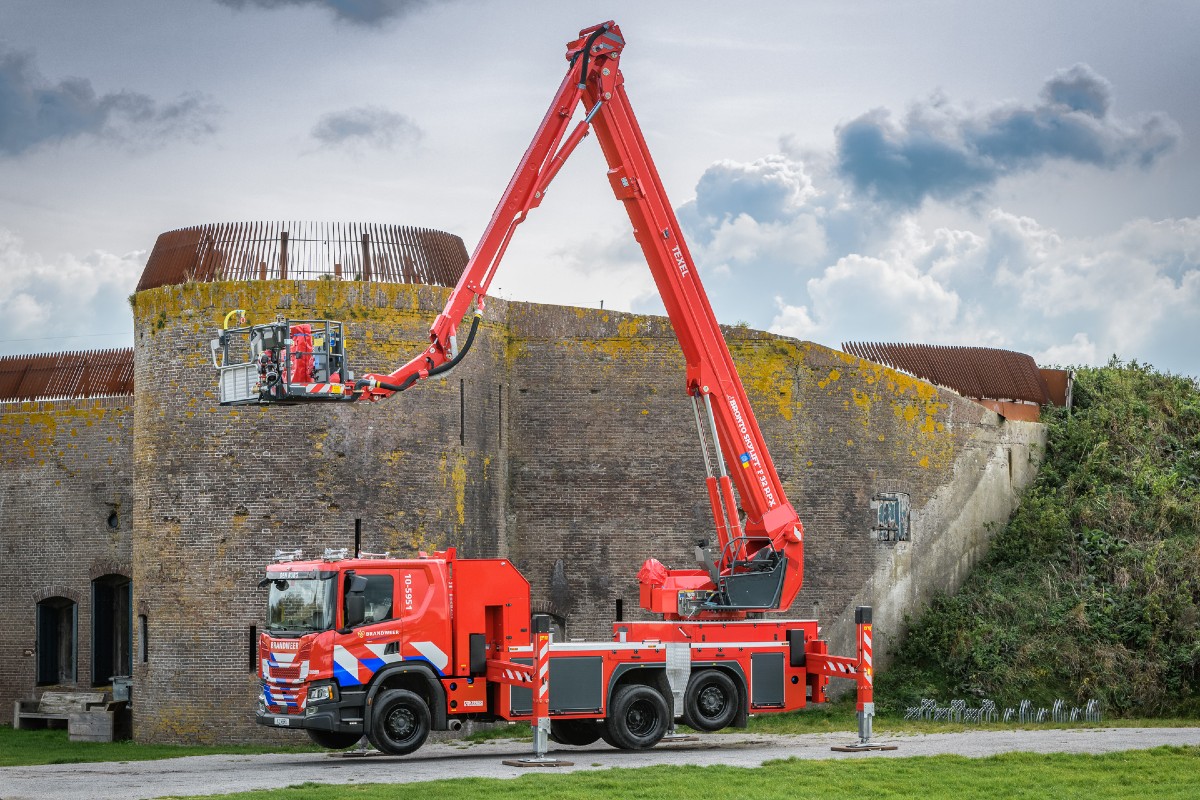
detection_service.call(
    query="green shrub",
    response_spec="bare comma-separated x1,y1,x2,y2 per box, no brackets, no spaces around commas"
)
878,360,1200,716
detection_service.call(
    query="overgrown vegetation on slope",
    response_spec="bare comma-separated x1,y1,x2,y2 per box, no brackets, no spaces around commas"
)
878,361,1200,716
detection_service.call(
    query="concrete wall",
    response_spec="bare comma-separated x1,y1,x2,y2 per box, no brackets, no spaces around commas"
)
0,277,1044,741
0,397,134,717
848,415,1045,677
790,349,1047,687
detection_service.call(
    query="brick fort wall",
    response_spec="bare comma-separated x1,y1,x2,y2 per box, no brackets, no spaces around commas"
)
0,278,1042,742
0,397,134,716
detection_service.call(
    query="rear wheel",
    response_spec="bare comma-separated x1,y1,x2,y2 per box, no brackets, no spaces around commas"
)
550,719,602,746
604,684,669,750
306,729,363,750
682,669,739,732
367,689,430,756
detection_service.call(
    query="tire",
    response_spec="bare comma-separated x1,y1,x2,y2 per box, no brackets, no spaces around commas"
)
367,689,431,756
598,723,620,748
604,684,669,750
549,719,602,746
682,669,739,732
306,729,364,750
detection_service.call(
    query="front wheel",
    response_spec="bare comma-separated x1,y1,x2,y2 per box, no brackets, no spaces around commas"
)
368,689,431,756
604,684,669,750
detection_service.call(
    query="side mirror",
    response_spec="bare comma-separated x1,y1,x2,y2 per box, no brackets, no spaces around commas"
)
343,573,368,628
345,594,366,628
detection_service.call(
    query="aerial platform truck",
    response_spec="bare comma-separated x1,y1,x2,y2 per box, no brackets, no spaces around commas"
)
215,21,877,756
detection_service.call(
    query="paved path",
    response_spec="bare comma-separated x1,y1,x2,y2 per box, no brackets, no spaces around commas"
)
3,728,1198,800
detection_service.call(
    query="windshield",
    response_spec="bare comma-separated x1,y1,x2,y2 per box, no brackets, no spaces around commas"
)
266,576,336,634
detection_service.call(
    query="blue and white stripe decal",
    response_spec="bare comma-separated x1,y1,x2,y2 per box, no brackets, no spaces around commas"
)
332,640,449,686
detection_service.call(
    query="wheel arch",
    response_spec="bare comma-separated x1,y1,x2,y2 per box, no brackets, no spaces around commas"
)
606,664,670,714
365,663,448,731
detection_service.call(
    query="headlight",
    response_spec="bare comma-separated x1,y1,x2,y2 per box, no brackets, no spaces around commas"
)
307,683,336,704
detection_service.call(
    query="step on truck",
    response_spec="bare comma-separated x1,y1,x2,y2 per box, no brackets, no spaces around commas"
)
230,21,877,755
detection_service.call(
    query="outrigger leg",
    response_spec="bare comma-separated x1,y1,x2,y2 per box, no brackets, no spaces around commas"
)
830,607,897,752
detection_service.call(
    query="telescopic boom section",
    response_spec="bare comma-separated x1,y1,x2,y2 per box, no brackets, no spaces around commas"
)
352,36,594,399
359,22,804,617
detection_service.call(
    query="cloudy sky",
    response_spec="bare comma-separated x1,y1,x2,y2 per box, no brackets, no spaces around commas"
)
1,1,1197,377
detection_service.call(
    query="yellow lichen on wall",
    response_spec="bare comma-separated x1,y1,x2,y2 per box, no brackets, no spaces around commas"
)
367,448,472,556
131,280,469,377
441,450,468,526
505,332,529,365
728,339,808,422
567,330,656,366
803,348,958,471
0,404,125,465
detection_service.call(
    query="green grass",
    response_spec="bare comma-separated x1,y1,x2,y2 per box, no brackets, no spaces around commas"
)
0,726,319,767
880,361,1200,716
463,722,534,742
743,699,858,733
160,747,1200,800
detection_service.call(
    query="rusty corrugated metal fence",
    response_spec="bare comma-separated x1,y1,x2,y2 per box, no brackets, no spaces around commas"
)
0,349,134,401
842,342,1052,405
136,222,469,292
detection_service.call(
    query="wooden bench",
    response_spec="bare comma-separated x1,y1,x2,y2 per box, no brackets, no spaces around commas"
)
12,691,107,730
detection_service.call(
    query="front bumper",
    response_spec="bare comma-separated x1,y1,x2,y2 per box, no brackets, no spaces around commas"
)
256,688,366,733
256,711,310,730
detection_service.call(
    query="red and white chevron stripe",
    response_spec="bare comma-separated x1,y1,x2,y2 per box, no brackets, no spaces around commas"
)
303,383,347,396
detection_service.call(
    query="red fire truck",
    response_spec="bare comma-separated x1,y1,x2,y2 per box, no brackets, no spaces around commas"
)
238,21,876,756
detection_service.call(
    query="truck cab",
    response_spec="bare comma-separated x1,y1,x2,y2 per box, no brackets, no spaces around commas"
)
257,548,532,752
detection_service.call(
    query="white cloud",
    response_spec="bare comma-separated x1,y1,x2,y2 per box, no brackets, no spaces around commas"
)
667,132,1199,375
0,228,141,354
992,213,1200,369
1037,333,1097,367
761,207,1200,372
771,250,963,346
903,222,988,286
668,151,883,325
702,213,826,278
693,155,819,225
770,297,818,340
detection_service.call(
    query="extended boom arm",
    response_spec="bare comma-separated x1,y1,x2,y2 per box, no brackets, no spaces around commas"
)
231,22,805,618
379,22,805,617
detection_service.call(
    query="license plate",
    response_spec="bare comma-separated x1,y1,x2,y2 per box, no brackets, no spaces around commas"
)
273,717,291,727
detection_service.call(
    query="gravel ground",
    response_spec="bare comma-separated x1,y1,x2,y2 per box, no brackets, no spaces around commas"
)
2,728,1198,800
